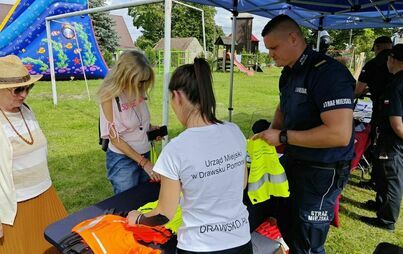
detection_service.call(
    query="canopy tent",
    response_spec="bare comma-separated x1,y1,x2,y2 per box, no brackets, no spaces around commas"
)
184,0,403,30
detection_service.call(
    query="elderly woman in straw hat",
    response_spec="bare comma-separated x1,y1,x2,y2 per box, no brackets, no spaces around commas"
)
0,55,67,254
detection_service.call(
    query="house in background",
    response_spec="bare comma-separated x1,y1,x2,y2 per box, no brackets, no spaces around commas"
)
110,14,136,54
154,37,203,64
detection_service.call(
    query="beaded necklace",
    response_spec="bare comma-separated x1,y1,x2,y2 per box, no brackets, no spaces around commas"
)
0,108,34,145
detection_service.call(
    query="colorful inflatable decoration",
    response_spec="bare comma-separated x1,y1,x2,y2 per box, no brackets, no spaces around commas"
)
0,0,108,80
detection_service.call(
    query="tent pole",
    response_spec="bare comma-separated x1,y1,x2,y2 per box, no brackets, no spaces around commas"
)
316,16,324,52
316,30,321,52
228,0,238,122
162,0,172,147
46,20,57,106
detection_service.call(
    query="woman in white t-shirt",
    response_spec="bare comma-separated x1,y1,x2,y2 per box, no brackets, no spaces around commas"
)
98,51,160,194
127,58,252,253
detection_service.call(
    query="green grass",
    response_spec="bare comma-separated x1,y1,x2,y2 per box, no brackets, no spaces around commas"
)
26,68,402,253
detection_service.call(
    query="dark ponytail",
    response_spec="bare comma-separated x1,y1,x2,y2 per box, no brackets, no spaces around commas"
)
169,58,222,124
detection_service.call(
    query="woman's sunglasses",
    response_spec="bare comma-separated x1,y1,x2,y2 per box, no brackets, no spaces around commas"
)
8,84,35,96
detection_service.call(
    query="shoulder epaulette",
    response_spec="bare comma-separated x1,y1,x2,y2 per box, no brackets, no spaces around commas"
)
314,59,327,67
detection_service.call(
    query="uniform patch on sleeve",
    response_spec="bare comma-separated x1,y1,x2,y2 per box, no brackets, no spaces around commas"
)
384,100,390,104
295,87,307,94
323,98,352,108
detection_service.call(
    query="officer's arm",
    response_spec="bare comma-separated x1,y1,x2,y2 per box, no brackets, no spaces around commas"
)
287,108,353,148
355,81,368,98
389,116,403,139
270,104,284,130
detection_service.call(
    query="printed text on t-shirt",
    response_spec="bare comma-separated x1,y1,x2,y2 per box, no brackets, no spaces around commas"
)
191,151,245,179
199,217,248,233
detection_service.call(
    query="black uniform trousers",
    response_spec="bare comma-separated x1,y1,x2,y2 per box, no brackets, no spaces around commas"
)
374,135,403,229
278,157,350,254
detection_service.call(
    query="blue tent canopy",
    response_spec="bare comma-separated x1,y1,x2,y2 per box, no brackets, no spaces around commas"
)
184,0,403,30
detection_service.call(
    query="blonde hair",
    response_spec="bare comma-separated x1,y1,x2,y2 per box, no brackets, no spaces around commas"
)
97,50,155,102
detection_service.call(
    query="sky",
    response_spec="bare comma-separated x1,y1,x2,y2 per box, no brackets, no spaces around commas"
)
0,0,269,52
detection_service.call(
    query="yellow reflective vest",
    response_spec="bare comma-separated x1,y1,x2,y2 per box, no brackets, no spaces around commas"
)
247,139,289,204
137,200,182,234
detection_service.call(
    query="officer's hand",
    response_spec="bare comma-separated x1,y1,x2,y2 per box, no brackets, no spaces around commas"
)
251,129,281,146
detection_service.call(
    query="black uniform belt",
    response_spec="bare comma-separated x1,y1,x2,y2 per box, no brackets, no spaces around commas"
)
295,159,351,169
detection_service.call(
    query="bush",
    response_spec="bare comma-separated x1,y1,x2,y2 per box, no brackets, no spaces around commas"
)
145,46,157,66
102,50,114,67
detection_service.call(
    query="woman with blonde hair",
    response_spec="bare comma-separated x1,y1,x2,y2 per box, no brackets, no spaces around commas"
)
98,50,160,194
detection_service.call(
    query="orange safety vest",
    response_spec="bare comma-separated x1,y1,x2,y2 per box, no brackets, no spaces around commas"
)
125,224,172,245
72,214,161,254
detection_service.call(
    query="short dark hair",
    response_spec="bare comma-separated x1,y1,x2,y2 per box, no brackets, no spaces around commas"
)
389,44,403,62
261,14,301,37
169,58,222,124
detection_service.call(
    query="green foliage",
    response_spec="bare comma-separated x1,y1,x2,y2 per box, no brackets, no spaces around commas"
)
129,3,220,51
89,0,119,53
302,28,398,59
241,50,271,67
328,28,399,55
258,52,271,66
102,50,114,67
145,46,157,66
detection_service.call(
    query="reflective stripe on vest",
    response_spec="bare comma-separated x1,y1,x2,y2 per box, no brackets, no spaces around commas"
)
247,139,289,204
248,172,287,191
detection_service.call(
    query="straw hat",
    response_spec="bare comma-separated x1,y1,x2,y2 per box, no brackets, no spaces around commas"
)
0,55,42,89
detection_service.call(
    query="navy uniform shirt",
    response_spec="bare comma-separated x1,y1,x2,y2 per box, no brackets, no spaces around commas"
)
280,47,355,163
358,49,392,123
379,70,403,142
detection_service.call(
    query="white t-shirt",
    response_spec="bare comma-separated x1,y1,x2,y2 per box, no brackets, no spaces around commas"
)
100,96,151,154
153,122,250,251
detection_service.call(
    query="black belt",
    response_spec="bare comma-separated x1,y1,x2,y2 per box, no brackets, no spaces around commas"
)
295,159,351,169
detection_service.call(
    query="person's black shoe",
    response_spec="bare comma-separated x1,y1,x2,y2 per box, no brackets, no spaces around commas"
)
357,180,375,190
362,200,379,211
359,216,395,232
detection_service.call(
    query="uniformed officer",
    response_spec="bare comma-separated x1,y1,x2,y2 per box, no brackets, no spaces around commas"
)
355,36,392,193
255,15,355,254
360,44,403,231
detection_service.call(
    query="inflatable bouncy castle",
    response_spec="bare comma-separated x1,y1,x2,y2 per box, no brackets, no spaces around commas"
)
0,0,108,80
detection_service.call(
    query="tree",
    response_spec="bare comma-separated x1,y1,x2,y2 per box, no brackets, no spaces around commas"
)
129,3,222,51
89,0,119,55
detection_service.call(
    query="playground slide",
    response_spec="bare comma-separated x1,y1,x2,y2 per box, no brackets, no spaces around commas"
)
233,55,254,76
0,0,108,80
